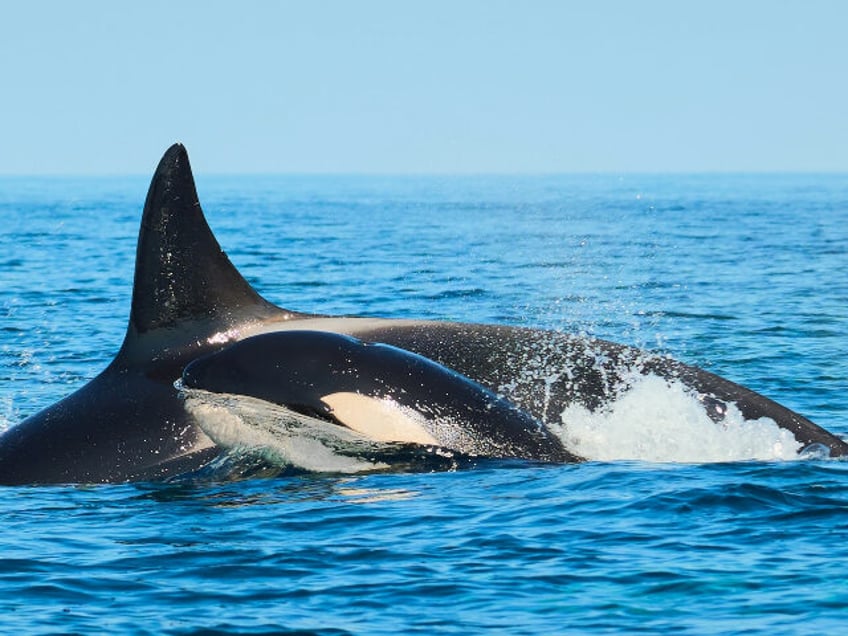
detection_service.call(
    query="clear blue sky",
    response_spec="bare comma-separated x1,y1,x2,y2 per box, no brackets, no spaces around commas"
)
2,1,846,174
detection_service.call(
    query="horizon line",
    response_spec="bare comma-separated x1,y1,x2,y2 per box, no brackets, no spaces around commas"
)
1,169,847,178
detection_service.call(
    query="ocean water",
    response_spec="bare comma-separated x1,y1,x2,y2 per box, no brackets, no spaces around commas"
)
1,172,847,633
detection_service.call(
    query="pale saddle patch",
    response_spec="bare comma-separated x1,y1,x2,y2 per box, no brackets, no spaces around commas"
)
321,392,439,445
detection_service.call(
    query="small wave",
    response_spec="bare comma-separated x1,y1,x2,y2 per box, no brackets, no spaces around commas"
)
554,374,802,463
421,287,489,301
649,310,738,321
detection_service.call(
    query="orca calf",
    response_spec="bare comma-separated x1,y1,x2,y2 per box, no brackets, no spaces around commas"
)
0,144,844,484
181,330,578,463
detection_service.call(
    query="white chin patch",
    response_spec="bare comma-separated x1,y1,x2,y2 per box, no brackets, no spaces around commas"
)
321,392,439,445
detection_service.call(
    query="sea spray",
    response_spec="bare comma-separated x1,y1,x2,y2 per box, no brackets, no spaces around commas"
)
555,373,802,462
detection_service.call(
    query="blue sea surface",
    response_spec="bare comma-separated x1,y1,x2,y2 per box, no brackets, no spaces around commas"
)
1,173,847,633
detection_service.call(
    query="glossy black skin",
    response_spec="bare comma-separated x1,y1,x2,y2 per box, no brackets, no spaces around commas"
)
0,144,844,484
183,331,579,463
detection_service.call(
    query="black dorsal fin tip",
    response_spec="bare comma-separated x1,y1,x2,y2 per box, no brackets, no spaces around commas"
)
127,143,281,338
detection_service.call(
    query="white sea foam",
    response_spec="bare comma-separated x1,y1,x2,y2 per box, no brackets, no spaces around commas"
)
553,374,803,462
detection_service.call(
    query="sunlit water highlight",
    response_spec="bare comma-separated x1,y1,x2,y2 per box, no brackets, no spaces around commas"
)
1,173,846,633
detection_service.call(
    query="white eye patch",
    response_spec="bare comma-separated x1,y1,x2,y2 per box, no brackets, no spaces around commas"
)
321,392,439,446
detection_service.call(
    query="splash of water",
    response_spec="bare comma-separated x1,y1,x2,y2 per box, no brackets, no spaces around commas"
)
554,374,802,462
0,396,17,434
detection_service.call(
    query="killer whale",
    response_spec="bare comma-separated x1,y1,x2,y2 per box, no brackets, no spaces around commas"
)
181,330,578,463
0,143,845,484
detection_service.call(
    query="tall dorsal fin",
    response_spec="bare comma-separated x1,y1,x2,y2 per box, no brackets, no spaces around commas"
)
119,144,292,361
129,143,278,333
